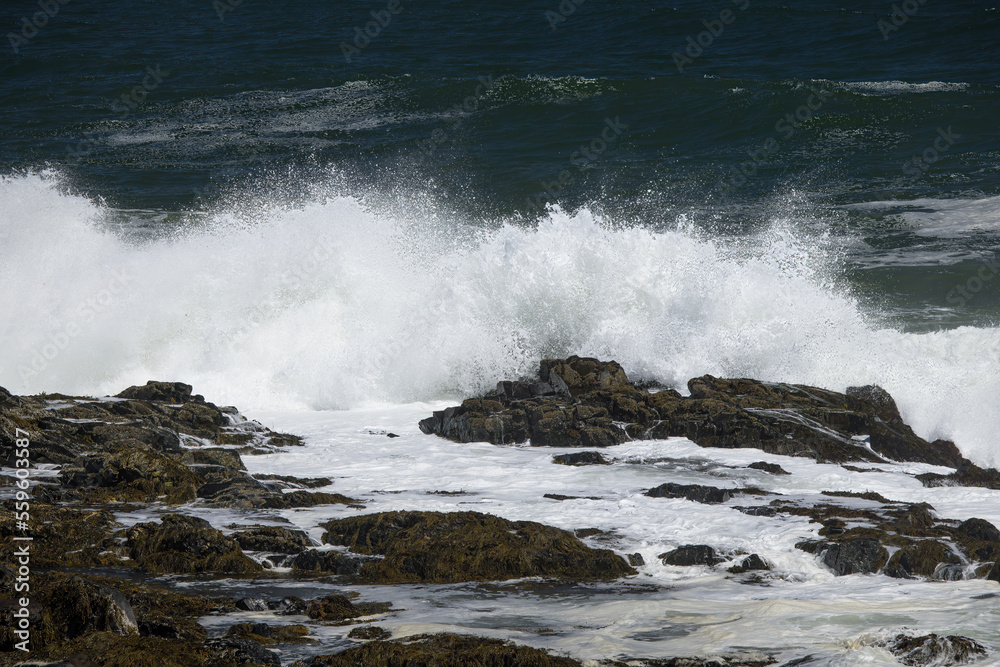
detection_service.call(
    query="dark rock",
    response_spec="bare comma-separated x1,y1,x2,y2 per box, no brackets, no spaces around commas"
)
290,550,370,575
881,633,988,666
347,625,392,641
543,493,603,501
179,447,246,470
236,598,270,612
231,526,312,554
734,506,778,517
420,358,962,469
574,528,603,538
645,482,732,504
298,632,582,666
115,381,198,403
748,461,791,475
798,538,888,576
884,540,961,579
253,474,333,488
50,576,138,638
125,514,262,575
918,458,1000,490
206,634,280,665
628,553,645,566
552,451,609,466
728,554,770,574
845,384,904,424
321,510,636,584
226,622,311,645
659,545,722,567
306,594,366,622
138,619,183,639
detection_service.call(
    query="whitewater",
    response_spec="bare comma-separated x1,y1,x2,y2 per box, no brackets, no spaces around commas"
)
2,171,998,467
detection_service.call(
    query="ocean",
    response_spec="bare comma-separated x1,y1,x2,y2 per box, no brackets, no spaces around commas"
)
2,1,1000,663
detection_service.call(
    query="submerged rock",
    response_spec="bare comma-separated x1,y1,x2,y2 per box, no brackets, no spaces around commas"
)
748,461,791,475
552,451,609,466
321,510,636,584
125,514,262,575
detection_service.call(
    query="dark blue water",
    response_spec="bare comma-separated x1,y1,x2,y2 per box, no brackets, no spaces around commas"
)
2,1,999,327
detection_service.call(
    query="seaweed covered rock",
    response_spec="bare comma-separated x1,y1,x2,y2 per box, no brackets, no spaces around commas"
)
206,634,281,665
0,501,123,569
879,633,989,666
125,514,262,575
321,510,635,584
884,540,961,579
49,576,138,639
226,622,312,645
290,549,371,575
295,632,582,666
231,526,312,553
418,358,968,468
59,448,199,504
0,381,301,467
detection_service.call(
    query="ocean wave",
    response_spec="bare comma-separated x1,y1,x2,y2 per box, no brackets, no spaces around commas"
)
1,171,999,466
842,80,971,95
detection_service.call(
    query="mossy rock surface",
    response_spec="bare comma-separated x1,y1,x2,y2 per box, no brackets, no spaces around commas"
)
296,632,582,666
0,500,123,569
125,514,262,575
322,510,635,584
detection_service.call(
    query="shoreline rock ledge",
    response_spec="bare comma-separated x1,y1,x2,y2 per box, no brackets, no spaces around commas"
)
419,356,984,471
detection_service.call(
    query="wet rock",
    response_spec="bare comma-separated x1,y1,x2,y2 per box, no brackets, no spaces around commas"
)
420,358,962,469
734,505,778,517
347,625,392,641
231,526,312,554
628,553,645,566
290,550,371,575
59,448,199,504
543,493,603,501
179,447,246,470
728,554,770,574
305,594,367,622
226,622,312,645
115,381,200,404
645,482,733,504
236,597,270,612
0,501,122,568
797,538,888,576
748,461,790,475
552,451,609,466
917,458,1000,490
322,510,636,584
881,633,988,666
125,514,262,575
296,632,582,666
206,634,280,665
659,545,722,567
884,540,961,579
253,474,333,488
50,576,138,638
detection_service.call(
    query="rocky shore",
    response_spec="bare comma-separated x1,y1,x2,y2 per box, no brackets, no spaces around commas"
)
1,361,997,666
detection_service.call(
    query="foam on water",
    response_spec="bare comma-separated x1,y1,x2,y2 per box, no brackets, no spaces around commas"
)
1,171,998,465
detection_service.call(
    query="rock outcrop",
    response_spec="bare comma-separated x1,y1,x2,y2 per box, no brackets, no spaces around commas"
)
419,357,968,468
321,510,636,584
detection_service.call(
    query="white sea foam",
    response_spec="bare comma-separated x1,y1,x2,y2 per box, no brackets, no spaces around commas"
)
1,171,998,466
843,80,971,95
848,195,1000,238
